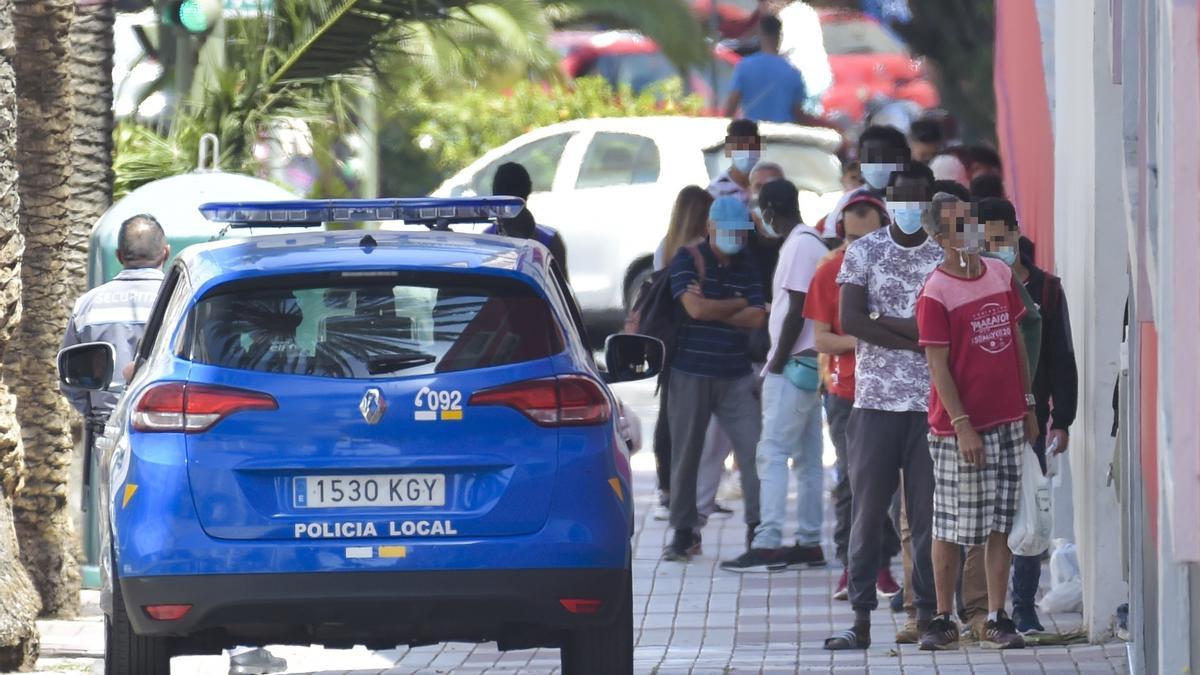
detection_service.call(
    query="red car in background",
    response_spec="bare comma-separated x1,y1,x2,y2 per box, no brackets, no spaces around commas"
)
556,7,938,125
817,9,938,122
557,31,740,113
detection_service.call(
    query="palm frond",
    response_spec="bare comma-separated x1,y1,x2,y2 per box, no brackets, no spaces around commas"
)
268,0,482,85
543,0,710,68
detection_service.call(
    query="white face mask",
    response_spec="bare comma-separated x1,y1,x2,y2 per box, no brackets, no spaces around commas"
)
731,150,761,174
753,206,778,237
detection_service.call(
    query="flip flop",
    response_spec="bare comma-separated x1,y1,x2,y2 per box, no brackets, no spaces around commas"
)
824,628,871,650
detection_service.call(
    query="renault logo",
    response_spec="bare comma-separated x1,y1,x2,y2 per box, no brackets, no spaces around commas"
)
359,388,386,425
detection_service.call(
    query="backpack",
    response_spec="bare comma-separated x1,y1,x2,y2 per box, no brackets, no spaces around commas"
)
1040,273,1062,320
624,246,705,367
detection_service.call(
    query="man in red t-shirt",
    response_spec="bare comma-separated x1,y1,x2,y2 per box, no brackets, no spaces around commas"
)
804,193,900,601
914,193,1040,651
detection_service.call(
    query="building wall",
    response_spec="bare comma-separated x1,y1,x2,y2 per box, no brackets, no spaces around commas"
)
1046,0,1200,669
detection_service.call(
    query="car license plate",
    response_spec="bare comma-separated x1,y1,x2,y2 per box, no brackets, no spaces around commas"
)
293,474,445,508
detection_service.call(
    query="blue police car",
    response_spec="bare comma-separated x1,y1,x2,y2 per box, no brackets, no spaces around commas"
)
58,198,662,675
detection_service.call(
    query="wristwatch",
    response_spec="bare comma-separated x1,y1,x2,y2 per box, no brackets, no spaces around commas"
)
1025,393,1036,409
869,311,881,321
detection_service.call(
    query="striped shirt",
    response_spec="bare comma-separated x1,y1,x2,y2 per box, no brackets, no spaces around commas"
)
669,242,765,378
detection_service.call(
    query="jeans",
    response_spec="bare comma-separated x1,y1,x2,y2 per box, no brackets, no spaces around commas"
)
1012,553,1043,611
751,374,824,550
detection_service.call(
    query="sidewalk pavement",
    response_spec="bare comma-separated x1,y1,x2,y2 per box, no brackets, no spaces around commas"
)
15,382,1130,674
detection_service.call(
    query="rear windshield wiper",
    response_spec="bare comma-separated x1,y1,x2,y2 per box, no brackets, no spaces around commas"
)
367,353,437,375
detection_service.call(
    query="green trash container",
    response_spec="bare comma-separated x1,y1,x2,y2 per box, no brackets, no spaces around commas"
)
80,170,300,588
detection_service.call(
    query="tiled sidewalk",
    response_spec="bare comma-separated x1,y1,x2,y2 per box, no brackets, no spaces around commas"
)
20,382,1130,674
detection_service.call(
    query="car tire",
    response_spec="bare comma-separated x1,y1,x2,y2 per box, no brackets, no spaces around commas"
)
560,569,633,675
624,263,653,315
105,550,173,675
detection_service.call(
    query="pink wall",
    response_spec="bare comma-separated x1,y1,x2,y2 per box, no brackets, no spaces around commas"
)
993,0,1056,271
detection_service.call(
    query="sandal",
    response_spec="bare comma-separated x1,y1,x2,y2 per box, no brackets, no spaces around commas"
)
824,626,871,650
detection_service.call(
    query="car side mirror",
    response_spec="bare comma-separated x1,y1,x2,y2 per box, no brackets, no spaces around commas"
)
603,333,664,384
57,342,117,392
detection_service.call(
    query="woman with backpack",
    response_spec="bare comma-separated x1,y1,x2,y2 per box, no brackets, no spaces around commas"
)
641,186,713,521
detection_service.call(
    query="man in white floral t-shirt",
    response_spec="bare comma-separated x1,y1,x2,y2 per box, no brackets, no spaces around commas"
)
824,162,943,651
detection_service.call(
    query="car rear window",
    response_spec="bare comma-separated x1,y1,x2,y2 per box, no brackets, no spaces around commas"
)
705,141,843,195
182,272,564,379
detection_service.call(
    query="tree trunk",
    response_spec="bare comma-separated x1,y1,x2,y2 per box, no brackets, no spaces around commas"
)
0,0,39,667
68,0,114,250
10,0,81,618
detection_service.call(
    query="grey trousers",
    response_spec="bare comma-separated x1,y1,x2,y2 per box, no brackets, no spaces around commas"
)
667,369,762,531
846,408,936,617
695,417,732,526
828,395,902,568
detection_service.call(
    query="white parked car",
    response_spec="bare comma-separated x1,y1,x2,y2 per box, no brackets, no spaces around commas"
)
431,117,844,325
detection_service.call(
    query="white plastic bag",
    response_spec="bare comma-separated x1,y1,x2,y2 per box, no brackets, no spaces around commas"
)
1039,540,1083,613
1008,444,1053,556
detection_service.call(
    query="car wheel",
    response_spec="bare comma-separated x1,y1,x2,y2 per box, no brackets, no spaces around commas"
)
624,263,653,315
560,569,633,675
105,550,173,675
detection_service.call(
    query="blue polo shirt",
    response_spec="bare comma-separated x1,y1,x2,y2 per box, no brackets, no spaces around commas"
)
730,52,807,123
669,242,765,378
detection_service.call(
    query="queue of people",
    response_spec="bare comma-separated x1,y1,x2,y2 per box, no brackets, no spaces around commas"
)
646,117,1078,652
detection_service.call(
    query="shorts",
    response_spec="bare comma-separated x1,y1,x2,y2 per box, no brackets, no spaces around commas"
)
929,421,1024,546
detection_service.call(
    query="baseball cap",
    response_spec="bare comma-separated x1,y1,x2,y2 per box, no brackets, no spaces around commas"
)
709,195,754,230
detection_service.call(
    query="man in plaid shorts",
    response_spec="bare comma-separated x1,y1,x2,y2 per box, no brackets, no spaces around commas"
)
915,193,1040,650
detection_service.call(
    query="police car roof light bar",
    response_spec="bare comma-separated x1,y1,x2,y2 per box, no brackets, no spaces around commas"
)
199,197,525,229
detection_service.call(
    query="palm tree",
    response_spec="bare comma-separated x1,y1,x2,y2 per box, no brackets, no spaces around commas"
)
114,0,710,195
9,0,82,618
68,0,116,254
0,0,40,667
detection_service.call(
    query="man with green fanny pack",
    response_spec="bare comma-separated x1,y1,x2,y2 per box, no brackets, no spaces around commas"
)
721,179,831,573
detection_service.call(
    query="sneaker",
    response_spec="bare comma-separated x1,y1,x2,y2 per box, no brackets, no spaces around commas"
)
832,568,849,600
876,567,900,597
720,548,783,573
980,611,1027,649
1013,606,1045,634
780,543,827,569
652,502,670,521
653,491,670,521
890,587,905,612
662,529,695,562
688,530,703,556
229,647,287,675
894,617,925,644
709,501,735,518
718,469,743,501
918,615,961,651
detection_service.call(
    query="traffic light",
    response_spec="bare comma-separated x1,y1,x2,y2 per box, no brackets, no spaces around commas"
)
162,0,222,35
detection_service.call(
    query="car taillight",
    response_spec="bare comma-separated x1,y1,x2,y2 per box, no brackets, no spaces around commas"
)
132,382,278,433
469,375,611,427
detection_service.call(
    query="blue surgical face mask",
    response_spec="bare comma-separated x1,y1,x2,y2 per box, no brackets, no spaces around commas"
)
861,162,898,190
714,231,744,255
995,247,1017,266
889,202,925,235
731,150,760,174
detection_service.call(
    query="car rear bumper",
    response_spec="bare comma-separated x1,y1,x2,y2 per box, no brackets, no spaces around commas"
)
121,567,628,652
